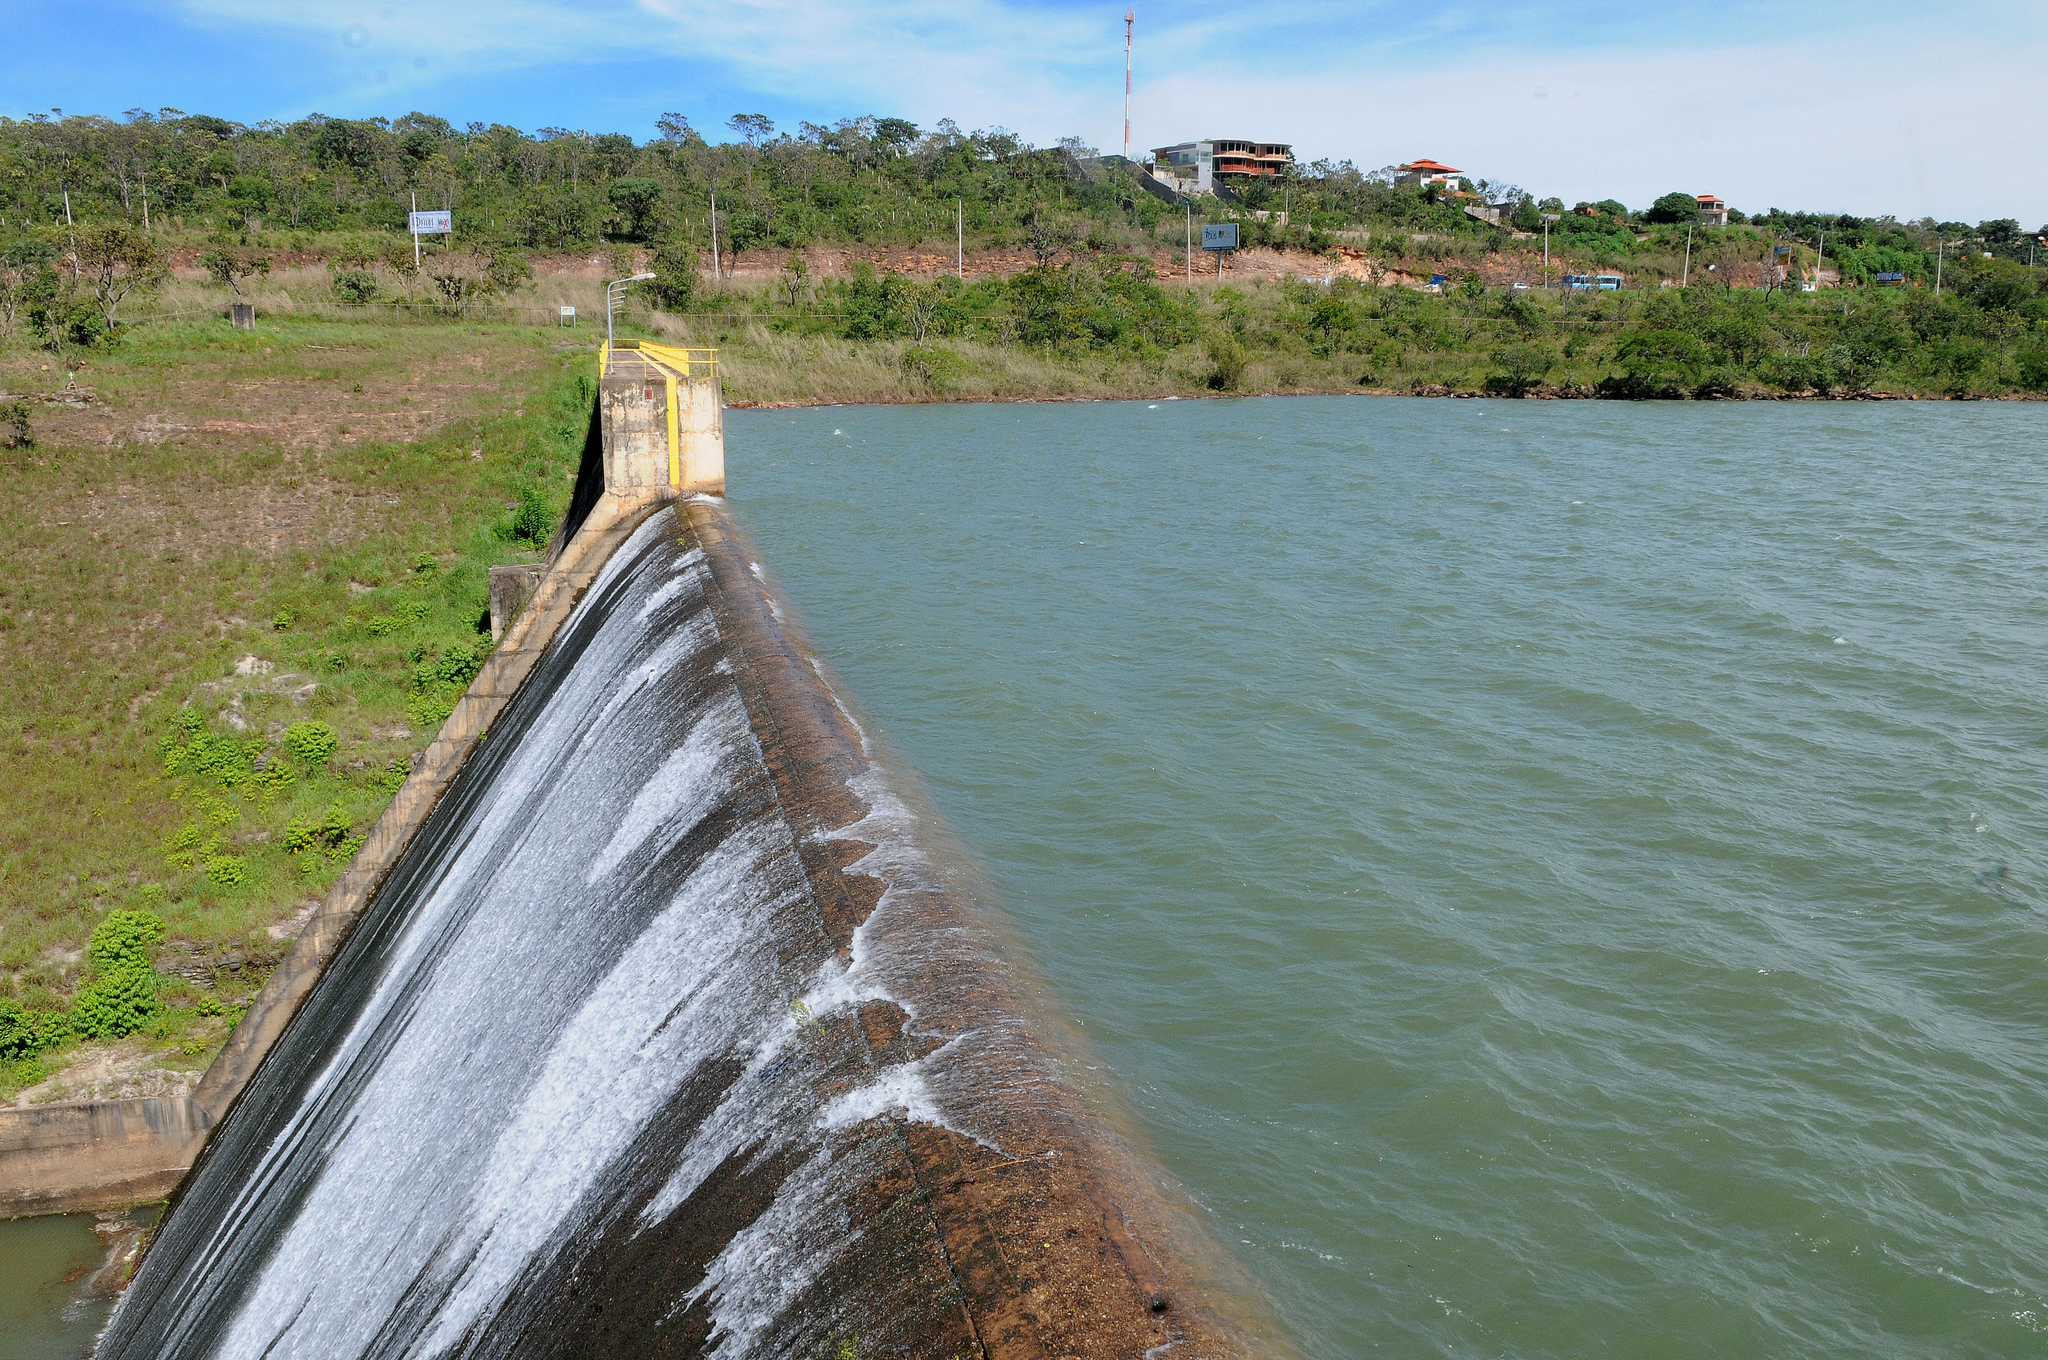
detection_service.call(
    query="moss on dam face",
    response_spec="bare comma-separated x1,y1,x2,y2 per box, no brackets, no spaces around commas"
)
99,501,1276,1358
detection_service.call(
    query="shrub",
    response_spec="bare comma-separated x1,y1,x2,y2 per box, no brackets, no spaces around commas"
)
161,720,263,787
90,909,166,974
248,753,296,793
1482,343,1553,397
900,343,964,391
283,720,340,767
203,854,248,887
509,487,552,547
1206,333,1247,390
2014,349,2048,392
483,250,532,294
284,803,364,872
331,269,378,304
0,397,30,449
69,962,158,1040
0,999,46,1059
70,909,167,1041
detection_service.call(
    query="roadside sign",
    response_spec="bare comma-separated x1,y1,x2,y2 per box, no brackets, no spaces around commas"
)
558,306,577,327
409,210,452,235
1875,271,1905,283
1201,223,1238,251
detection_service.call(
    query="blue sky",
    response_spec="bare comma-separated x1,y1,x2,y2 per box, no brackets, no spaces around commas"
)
7,0,2044,224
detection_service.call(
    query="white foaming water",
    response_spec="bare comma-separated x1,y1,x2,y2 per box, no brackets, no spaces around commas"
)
110,507,989,1359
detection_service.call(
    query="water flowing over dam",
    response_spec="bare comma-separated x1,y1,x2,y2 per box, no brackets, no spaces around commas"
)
98,492,1261,1359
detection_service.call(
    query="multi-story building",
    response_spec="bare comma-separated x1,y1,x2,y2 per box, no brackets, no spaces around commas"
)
1695,194,1729,227
1395,159,1464,192
1149,139,1293,194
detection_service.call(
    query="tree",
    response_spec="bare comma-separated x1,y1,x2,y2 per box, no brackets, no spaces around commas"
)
1483,343,1553,396
722,211,768,272
726,114,774,147
646,241,699,312
200,245,271,297
607,177,664,239
874,118,920,154
1647,191,1699,225
1022,205,1079,266
72,221,166,328
0,236,58,338
779,251,809,308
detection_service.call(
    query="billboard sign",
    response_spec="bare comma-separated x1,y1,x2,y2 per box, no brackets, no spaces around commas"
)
409,210,452,235
1201,223,1238,251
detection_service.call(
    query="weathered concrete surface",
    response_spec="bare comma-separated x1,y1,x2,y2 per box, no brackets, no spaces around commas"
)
600,343,724,495
487,564,541,642
0,1098,209,1218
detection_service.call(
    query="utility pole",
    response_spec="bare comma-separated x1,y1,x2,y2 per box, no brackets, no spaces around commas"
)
140,172,149,232
1815,230,1825,290
1935,235,1947,295
410,190,421,270
956,197,963,278
1682,222,1692,286
1123,9,1134,166
710,183,720,281
1185,200,1192,285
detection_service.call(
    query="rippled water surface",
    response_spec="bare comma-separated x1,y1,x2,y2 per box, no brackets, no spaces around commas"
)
725,397,2048,1358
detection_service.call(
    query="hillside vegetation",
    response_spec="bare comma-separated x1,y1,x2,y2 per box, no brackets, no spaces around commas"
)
0,318,590,1102
3,110,2047,400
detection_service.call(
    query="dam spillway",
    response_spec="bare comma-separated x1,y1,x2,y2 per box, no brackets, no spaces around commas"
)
99,494,1260,1358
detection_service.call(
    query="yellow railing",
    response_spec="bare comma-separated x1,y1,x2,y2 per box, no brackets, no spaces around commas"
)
635,342,717,379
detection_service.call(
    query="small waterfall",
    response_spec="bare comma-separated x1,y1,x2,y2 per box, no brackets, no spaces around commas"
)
103,504,1259,1360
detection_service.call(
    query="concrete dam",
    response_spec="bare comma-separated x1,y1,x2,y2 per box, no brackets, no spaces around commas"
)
63,344,1271,1358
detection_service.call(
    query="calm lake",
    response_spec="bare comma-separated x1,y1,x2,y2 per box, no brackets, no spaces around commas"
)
724,396,2048,1358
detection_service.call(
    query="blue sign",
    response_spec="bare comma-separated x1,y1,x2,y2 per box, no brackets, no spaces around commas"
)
1201,223,1239,250
1875,271,1905,282
1430,274,1447,286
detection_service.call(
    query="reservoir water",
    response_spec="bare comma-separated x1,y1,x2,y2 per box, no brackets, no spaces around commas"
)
723,396,2048,1358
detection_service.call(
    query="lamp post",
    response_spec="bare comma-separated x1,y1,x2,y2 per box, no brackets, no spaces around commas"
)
1934,237,1962,295
605,272,655,349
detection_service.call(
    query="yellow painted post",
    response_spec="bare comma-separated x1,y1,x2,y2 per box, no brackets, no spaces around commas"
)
664,373,681,490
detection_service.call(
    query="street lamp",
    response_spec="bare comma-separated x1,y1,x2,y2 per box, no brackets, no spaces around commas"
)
606,272,655,348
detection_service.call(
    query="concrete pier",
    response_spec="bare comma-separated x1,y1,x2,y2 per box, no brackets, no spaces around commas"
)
598,341,723,496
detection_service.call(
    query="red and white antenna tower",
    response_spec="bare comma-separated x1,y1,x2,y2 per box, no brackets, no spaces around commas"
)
1123,9,1135,164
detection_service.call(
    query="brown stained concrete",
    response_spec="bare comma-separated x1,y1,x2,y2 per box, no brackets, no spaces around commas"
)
0,484,675,1220
684,500,1284,1358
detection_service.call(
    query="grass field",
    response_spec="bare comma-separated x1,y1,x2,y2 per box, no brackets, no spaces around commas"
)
0,313,595,1100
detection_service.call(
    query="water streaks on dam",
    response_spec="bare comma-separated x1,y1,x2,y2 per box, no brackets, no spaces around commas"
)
101,497,1262,1359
